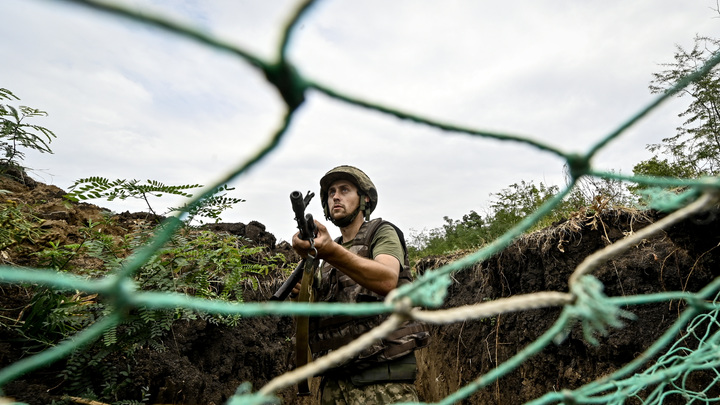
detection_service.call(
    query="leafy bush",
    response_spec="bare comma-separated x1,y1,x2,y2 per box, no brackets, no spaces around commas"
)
409,177,636,262
0,198,43,251
18,214,285,402
642,35,720,179
0,86,268,402
409,180,563,259
0,88,56,172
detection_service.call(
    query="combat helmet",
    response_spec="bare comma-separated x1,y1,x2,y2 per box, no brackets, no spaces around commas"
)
320,165,378,227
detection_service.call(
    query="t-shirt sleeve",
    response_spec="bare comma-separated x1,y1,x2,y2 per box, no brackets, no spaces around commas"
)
370,223,404,269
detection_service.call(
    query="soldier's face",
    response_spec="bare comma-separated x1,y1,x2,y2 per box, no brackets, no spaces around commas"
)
327,180,360,220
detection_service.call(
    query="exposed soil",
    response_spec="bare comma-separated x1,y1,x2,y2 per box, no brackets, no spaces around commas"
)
416,207,720,403
1,170,719,405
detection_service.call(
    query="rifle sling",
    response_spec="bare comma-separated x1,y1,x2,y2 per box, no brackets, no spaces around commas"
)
295,257,317,396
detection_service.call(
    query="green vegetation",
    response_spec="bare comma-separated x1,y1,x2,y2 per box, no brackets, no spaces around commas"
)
65,177,244,224
408,180,562,257
408,176,635,261
12,210,285,401
0,88,56,173
0,87,280,401
635,35,720,181
0,198,43,251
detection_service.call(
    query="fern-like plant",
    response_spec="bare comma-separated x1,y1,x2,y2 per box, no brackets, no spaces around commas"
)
65,177,201,219
0,198,43,251
0,88,56,172
17,199,281,403
65,177,243,224
168,183,245,224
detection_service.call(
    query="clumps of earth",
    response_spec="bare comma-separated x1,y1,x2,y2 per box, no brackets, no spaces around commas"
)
1,169,719,404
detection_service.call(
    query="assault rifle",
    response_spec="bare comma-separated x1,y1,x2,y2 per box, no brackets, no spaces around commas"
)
271,190,318,396
270,190,317,301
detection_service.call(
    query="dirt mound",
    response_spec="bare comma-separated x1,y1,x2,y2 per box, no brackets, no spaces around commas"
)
0,172,302,404
416,208,720,403
1,172,719,404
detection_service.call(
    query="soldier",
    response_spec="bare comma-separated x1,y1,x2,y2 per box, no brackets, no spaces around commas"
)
292,165,430,404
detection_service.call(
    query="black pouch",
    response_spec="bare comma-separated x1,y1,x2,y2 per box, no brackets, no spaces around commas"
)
349,353,417,386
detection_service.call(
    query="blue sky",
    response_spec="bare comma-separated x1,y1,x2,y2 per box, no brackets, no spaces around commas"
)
2,0,720,243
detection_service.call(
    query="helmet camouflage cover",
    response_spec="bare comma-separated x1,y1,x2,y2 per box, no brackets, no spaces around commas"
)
320,165,378,222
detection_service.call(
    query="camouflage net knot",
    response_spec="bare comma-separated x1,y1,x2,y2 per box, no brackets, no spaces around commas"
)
263,60,307,112
228,382,278,405
394,271,453,309
566,153,591,180
560,275,636,346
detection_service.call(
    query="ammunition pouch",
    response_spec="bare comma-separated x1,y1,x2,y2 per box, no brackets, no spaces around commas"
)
346,352,418,386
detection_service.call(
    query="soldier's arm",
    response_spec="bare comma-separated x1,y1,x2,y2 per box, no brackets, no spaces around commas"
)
293,221,400,296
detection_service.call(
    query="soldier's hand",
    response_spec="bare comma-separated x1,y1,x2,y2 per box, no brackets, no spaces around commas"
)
292,220,333,258
290,281,301,298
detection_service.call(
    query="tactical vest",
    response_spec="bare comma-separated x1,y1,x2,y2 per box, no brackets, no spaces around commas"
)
309,218,430,370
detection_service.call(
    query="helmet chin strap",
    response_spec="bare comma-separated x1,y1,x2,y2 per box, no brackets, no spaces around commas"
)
330,193,369,227
331,207,361,227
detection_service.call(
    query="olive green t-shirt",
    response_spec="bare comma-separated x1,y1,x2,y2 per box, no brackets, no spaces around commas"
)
341,223,404,269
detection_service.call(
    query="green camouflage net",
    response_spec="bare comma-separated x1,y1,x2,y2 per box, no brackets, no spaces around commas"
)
2,1,720,404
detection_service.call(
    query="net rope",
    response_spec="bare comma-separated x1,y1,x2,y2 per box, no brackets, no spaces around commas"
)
2,1,720,404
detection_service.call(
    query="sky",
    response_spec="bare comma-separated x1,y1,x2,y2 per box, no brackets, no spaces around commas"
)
2,0,720,244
